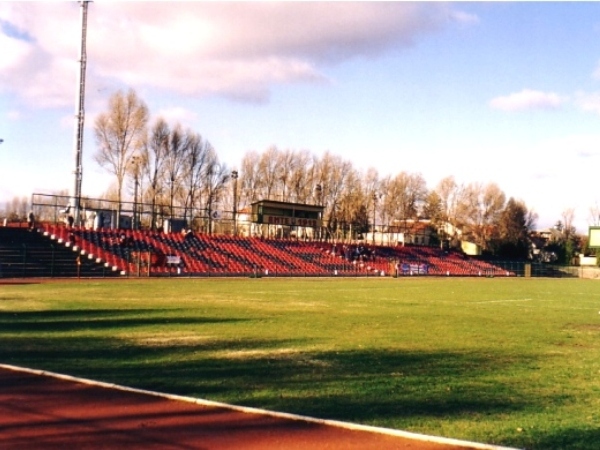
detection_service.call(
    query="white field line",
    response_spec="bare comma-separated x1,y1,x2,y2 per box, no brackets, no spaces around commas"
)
469,298,599,310
471,298,533,304
0,363,520,450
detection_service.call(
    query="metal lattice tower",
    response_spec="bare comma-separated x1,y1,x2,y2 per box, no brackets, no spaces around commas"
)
71,1,89,225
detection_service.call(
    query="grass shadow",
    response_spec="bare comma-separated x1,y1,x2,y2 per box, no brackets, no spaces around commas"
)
0,310,246,332
0,303,596,449
0,332,532,425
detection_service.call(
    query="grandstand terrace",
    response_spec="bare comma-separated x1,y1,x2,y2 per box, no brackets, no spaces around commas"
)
0,225,118,278
33,224,514,278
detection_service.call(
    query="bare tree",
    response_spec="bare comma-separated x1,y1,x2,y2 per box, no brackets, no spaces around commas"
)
477,182,506,249
239,150,263,207
561,208,576,240
422,190,443,223
276,148,299,202
377,174,394,233
456,182,505,250
125,151,145,229
311,153,327,207
400,172,427,220
94,89,149,222
435,176,463,242
337,168,368,240
258,146,281,201
498,198,535,258
182,130,211,223
317,152,353,235
4,196,29,222
289,149,313,204
162,124,188,218
142,118,169,230
382,172,426,239
204,151,229,234
588,202,600,226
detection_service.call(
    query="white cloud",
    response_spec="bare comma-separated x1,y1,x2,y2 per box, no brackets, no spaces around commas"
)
574,91,600,115
593,60,600,79
0,31,30,71
59,113,76,129
156,107,198,127
5,110,22,121
0,3,80,108
516,134,600,231
489,89,566,112
422,132,600,232
450,10,480,26
0,2,455,107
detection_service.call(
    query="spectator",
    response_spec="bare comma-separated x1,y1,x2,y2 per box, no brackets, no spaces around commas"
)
119,233,130,248
27,211,35,231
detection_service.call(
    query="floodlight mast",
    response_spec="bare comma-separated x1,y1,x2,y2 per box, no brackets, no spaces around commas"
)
71,0,89,226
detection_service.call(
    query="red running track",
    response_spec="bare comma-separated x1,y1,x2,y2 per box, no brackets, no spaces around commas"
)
0,365,518,450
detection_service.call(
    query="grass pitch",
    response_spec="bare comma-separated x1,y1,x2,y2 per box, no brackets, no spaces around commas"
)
1,277,599,449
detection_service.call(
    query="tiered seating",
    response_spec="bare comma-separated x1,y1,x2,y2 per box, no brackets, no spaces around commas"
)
42,225,122,273
39,225,513,277
380,246,515,277
1,225,119,278
256,239,341,275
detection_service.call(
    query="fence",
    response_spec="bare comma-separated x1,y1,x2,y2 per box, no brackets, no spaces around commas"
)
29,193,236,234
489,261,599,278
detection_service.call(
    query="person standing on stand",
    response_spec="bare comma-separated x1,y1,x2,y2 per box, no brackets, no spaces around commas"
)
27,211,35,231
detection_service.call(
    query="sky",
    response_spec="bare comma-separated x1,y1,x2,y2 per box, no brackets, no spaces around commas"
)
2,2,600,232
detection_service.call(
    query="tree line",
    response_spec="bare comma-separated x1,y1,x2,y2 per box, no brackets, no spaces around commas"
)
90,89,542,258
2,88,591,261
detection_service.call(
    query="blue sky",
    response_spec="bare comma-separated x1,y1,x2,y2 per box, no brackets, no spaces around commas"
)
2,2,600,232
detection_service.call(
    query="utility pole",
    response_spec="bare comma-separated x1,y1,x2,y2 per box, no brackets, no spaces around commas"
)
231,170,238,236
372,192,377,245
71,1,89,226
315,184,322,241
131,155,141,230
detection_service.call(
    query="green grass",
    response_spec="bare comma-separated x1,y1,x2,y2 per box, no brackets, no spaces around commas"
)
1,277,600,449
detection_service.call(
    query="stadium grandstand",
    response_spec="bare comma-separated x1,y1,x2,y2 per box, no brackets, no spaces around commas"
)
1,192,553,279
33,223,514,278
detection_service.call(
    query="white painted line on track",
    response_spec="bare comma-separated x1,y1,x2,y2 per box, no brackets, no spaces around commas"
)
0,363,520,450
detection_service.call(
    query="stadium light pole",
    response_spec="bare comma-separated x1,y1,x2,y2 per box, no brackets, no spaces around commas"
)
315,184,322,241
71,0,89,227
130,155,141,230
372,192,377,245
231,170,238,236
315,184,322,206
